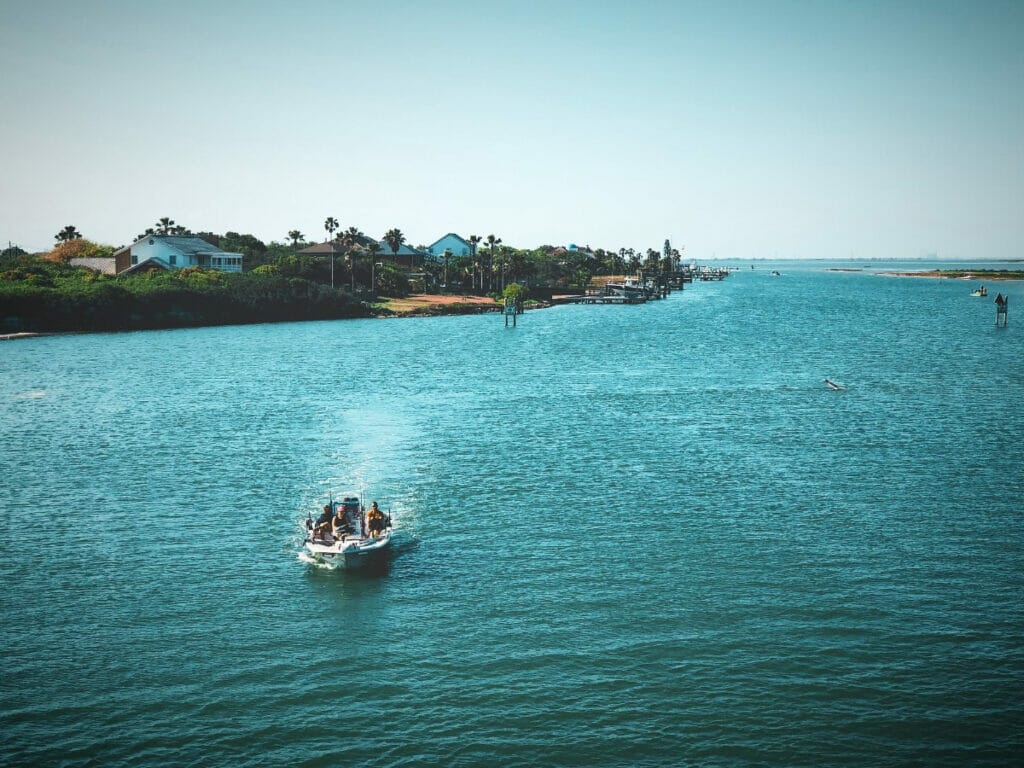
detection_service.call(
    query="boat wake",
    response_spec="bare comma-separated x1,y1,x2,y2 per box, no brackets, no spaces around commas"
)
298,550,341,569
14,389,47,400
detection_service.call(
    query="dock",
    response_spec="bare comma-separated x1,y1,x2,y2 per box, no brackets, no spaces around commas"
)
546,265,731,310
569,294,646,305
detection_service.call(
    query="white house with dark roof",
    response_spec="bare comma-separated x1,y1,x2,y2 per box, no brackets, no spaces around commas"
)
426,233,472,259
113,235,243,274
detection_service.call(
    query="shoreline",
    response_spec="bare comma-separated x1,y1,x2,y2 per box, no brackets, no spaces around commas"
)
372,294,501,317
878,269,1024,280
374,293,561,318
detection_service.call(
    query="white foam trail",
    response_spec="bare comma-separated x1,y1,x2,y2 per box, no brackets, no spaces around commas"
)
297,551,339,569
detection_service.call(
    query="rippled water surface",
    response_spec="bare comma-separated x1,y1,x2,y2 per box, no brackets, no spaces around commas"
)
2,264,1022,766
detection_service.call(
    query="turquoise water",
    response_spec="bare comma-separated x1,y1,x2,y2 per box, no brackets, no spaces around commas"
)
2,265,1022,767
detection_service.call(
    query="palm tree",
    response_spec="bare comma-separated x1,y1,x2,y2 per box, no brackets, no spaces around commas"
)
55,225,81,242
505,248,529,285
367,242,382,294
383,228,406,268
287,230,305,246
345,245,361,291
343,226,363,244
485,234,502,292
136,227,156,241
442,248,452,288
468,235,482,290
155,217,175,235
324,217,338,287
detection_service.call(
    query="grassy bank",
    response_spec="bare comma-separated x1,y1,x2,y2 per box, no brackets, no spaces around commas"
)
0,256,369,333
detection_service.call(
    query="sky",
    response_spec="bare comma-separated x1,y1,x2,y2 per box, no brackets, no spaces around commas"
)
1,0,1022,259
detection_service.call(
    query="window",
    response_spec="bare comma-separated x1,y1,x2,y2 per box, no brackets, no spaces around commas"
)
132,255,138,265
169,254,177,266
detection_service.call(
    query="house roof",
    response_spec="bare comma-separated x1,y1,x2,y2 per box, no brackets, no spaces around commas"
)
119,257,170,275
114,234,233,257
297,241,342,255
427,233,472,251
299,234,396,255
376,239,425,257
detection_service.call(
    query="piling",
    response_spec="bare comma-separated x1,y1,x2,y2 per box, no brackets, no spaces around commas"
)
503,297,520,327
995,294,1008,327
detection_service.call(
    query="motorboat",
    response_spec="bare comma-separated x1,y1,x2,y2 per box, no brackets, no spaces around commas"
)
970,287,987,297
604,280,648,301
303,496,393,567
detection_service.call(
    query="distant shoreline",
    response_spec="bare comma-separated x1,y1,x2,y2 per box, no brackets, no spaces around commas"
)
878,269,1024,280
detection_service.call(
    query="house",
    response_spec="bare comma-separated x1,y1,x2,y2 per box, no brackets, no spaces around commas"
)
112,235,243,274
301,237,430,269
375,239,430,267
426,233,473,259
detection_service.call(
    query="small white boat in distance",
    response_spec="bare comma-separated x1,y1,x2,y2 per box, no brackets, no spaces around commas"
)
303,496,393,567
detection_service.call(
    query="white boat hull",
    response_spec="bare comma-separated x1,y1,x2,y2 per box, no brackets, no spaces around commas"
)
303,495,393,568
304,530,393,568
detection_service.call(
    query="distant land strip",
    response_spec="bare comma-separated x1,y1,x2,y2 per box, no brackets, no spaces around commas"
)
879,269,1024,280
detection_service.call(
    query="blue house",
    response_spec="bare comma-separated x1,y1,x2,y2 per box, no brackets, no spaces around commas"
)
426,233,473,259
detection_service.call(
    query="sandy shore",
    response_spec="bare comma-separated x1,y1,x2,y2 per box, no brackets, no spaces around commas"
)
373,294,501,317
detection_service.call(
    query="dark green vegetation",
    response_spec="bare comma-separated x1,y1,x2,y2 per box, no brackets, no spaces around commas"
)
438,240,682,294
2,220,690,333
151,222,683,295
0,255,369,333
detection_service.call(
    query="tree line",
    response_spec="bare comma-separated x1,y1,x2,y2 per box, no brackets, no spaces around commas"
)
11,217,688,301
0,252,368,333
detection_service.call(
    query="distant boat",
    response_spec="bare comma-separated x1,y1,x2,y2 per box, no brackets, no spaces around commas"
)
970,286,987,297
824,378,846,391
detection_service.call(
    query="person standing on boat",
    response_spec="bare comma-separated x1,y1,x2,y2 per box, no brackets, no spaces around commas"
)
366,502,385,538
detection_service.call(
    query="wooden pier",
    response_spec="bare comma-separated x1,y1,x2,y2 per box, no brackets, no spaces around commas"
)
573,294,646,305
553,265,730,309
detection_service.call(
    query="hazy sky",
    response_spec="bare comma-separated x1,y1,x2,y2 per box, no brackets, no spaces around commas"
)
2,0,1022,258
